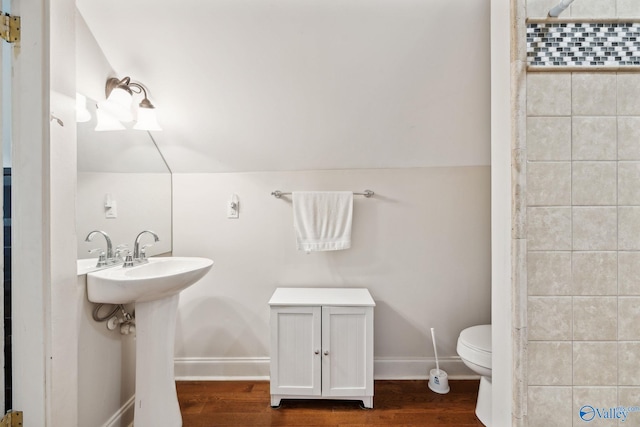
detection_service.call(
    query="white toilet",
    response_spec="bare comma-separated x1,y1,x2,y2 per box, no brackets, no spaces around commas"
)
457,324,492,426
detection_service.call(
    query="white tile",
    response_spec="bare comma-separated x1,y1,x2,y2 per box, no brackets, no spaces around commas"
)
573,387,617,426
619,207,640,250
528,251,572,296
573,342,617,386
528,386,573,427
618,118,640,160
618,297,640,340
572,117,617,160
528,117,571,161
572,162,616,206
527,0,564,18
573,74,617,116
618,74,640,116
618,0,640,17
528,207,572,250
573,207,617,251
619,252,640,295
570,0,616,18
573,297,617,340
528,162,571,206
619,342,640,385
528,341,572,385
619,162,640,205
572,252,617,295
528,296,573,340
528,73,572,116
619,387,640,413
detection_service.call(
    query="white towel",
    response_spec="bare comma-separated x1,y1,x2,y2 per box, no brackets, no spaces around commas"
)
292,191,353,252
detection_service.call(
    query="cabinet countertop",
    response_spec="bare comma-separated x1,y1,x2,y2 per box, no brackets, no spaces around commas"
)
269,287,375,307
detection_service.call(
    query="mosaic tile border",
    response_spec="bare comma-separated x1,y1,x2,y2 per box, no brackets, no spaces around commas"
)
527,22,640,67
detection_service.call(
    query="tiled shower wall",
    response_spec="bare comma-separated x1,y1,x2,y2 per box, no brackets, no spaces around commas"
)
523,2,640,427
526,72,640,426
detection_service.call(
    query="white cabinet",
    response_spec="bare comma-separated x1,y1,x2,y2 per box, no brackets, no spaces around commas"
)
269,288,375,408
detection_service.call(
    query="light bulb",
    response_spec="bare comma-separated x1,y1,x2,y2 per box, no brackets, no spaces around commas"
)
98,87,133,122
95,107,126,131
134,107,162,131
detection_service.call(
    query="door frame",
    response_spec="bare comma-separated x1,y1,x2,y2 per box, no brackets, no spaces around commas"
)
10,0,78,425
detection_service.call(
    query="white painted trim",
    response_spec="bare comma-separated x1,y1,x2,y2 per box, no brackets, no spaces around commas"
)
0,3,7,414
174,357,477,381
373,357,477,380
102,395,135,427
490,0,514,426
10,0,50,425
174,357,271,380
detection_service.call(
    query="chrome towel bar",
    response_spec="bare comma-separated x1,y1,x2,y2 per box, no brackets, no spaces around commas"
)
271,190,374,199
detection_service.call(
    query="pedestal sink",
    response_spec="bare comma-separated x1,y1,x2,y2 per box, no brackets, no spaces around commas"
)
87,257,213,427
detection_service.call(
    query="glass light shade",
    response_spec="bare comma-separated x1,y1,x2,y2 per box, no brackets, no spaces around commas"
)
75,93,91,123
95,108,126,131
133,107,162,131
99,87,133,122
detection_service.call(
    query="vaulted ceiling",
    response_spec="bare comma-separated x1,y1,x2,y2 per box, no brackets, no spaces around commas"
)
76,0,490,173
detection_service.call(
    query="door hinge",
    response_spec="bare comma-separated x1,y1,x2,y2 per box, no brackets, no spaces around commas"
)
0,411,23,427
1,12,20,44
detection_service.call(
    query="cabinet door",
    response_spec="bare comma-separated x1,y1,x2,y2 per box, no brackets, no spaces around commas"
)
321,306,374,397
270,306,321,396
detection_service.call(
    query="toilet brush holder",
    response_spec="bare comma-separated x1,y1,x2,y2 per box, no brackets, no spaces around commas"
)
428,368,450,394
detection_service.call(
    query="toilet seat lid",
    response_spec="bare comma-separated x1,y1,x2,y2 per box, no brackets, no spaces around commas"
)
459,324,491,353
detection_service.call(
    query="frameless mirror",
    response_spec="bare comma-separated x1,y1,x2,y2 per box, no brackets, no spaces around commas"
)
76,100,172,262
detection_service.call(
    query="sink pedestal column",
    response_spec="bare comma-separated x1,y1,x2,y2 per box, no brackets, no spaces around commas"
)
134,293,182,427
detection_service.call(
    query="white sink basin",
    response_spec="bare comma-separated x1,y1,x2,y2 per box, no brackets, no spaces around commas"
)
87,256,213,426
77,258,101,275
87,257,213,304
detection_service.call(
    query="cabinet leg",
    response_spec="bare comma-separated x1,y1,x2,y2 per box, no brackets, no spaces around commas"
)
271,395,282,408
361,397,373,409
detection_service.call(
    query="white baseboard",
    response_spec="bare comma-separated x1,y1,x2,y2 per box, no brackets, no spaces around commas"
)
175,357,271,380
102,394,134,427
373,356,478,380
174,356,478,381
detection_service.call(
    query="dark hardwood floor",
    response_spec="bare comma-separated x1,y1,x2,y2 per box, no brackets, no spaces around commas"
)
177,380,484,426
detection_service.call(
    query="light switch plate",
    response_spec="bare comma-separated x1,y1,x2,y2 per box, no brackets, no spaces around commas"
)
227,194,239,219
106,200,118,218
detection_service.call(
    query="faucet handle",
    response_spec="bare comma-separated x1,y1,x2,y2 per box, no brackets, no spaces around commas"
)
96,251,108,267
112,246,130,265
123,254,135,268
88,248,108,267
140,244,154,260
114,244,129,258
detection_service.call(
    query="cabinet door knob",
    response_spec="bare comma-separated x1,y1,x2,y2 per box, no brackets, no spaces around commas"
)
323,350,329,356
314,350,320,355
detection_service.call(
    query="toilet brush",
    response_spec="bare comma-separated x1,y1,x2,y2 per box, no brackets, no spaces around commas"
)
428,327,450,394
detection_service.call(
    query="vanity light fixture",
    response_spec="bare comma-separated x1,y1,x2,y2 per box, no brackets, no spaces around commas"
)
96,76,162,131
95,107,126,131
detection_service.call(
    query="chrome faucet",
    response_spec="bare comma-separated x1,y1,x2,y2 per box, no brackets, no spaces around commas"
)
132,230,160,262
85,230,114,266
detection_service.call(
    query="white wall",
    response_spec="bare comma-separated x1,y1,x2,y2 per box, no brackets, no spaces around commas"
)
77,275,136,427
77,172,172,259
75,10,141,427
173,166,491,378
76,0,491,174
75,11,113,102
